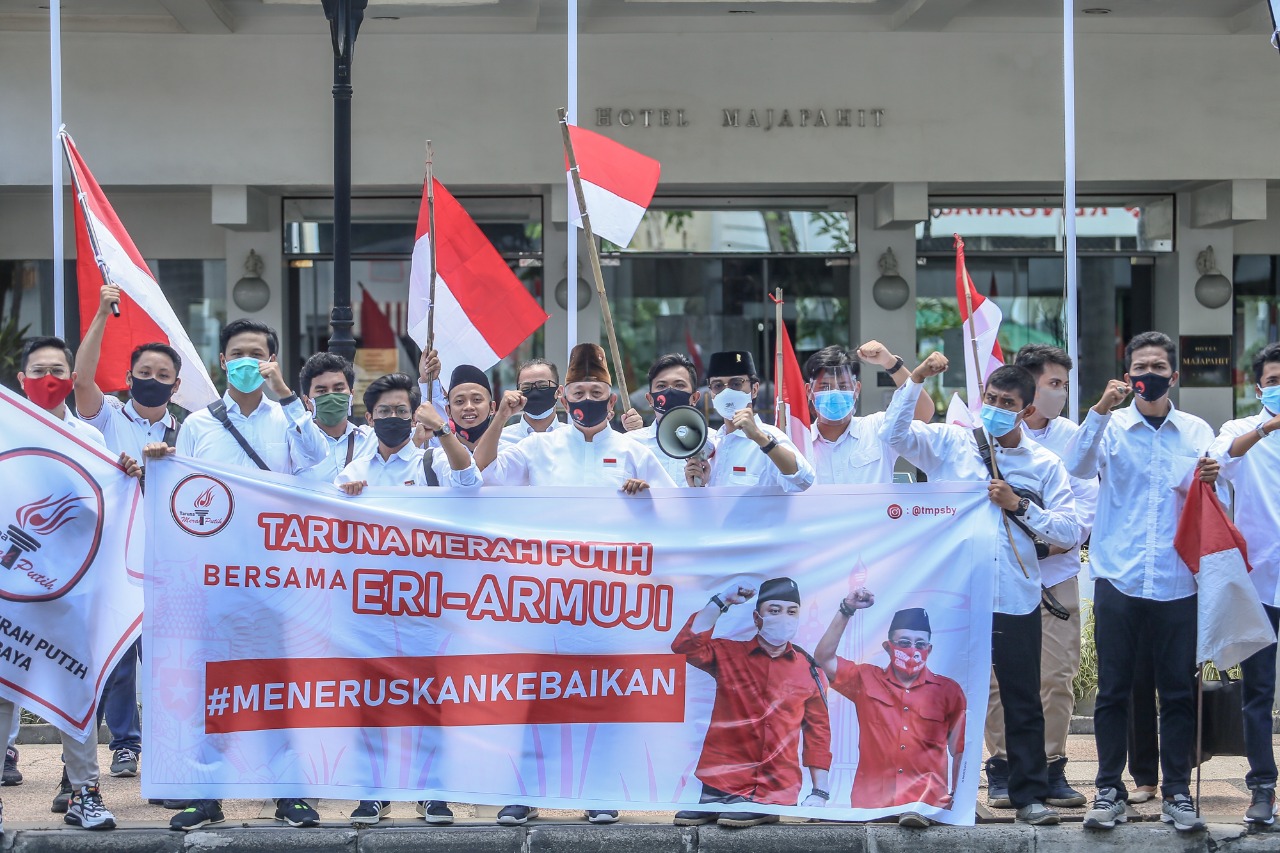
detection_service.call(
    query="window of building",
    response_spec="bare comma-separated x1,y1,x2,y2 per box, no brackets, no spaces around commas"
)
1232,255,1280,418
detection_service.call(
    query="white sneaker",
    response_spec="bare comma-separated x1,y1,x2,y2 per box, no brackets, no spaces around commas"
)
1083,788,1126,830
1161,794,1205,832
64,785,116,830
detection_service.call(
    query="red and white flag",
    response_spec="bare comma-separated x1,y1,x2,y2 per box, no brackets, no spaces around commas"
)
407,179,548,381
955,234,1004,413
945,392,977,428
1174,479,1276,669
566,125,661,248
62,132,217,412
774,318,812,459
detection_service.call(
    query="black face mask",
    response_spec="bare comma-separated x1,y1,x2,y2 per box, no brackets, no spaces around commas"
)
454,416,493,444
522,386,558,418
569,398,610,428
129,376,176,409
651,388,692,416
372,416,413,448
1130,372,1171,402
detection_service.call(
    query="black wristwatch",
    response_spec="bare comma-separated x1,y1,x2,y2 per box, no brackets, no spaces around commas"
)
433,423,452,438
759,438,779,455
710,594,730,614
838,599,859,618
883,356,905,374
1014,497,1030,517
279,394,299,407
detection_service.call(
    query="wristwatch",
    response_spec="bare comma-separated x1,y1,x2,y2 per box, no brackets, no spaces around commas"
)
759,438,780,455
1014,497,1030,517
710,594,730,614
433,423,452,438
883,356,905,374
1257,422,1270,440
838,599,859,618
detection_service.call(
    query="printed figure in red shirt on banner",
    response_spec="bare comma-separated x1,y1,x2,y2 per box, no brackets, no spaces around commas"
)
816,593,966,829
670,577,832,829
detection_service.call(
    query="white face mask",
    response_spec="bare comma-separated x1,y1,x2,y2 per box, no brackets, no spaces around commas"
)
713,388,753,420
757,614,800,647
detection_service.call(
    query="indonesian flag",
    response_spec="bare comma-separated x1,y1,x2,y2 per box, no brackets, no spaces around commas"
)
62,132,217,412
945,392,976,428
774,318,812,459
955,234,1004,414
407,179,548,382
565,125,661,248
1174,479,1276,669
359,286,398,350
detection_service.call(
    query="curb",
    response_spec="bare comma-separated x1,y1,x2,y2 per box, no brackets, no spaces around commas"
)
0,821,1274,853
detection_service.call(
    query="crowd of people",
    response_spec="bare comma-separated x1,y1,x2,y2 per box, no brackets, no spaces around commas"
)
7,280,1280,836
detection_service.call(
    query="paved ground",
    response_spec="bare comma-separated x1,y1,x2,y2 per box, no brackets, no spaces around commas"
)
0,733,1270,830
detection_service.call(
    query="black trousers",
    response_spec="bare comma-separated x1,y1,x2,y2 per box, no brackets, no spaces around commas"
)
1125,626,1160,788
1240,605,1280,790
992,609,1049,808
1094,579,1198,798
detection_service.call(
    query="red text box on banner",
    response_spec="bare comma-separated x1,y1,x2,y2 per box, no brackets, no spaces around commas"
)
205,653,685,734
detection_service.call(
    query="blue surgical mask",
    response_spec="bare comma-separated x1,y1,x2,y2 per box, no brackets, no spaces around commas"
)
814,389,857,422
225,357,265,394
1260,385,1280,415
979,404,1019,438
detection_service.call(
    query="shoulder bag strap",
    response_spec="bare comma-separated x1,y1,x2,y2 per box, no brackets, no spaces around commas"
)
207,401,271,471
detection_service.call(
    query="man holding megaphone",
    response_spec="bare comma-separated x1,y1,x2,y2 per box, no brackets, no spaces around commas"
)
685,351,814,492
622,353,706,487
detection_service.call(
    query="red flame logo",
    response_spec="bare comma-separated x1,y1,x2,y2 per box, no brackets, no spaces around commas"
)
15,494,85,535
194,486,216,509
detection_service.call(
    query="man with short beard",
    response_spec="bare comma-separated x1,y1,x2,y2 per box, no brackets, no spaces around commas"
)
670,577,832,828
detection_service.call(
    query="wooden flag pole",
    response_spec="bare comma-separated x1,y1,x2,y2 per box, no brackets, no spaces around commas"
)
558,107,630,406
425,140,438,355
773,287,785,428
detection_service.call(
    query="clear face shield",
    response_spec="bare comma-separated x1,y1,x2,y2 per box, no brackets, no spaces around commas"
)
809,366,858,423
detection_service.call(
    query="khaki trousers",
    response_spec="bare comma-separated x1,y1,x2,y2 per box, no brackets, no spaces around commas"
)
985,575,1081,763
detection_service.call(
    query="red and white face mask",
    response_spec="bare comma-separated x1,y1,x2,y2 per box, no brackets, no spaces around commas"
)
887,644,929,677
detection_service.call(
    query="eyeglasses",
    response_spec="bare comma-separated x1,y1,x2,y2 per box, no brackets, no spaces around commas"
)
708,378,751,393
373,406,412,419
891,639,929,650
24,365,68,378
519,381,556,392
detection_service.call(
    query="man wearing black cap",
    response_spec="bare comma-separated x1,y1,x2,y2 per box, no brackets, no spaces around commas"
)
670,577,832,828
685,351,814,492
481,343,674,494
815,592,966,827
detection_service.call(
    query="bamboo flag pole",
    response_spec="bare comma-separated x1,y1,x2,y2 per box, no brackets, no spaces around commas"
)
425,140,438,354
957,234,1029,579
773,287,785,428
557,107,630,406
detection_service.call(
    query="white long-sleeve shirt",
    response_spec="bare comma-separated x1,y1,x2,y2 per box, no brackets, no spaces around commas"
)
809,411,898,485
881,380,1079,615
624,422,696,487
500,416,566,446
704,417,814,493
299,422,374,483
176,392,328,475
335,441,481,488
1023,417,1099,588
1211,409,1280,606
1064,402,1215,601
484,424,676,488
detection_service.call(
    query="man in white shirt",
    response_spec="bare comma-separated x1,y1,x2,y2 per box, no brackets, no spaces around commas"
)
806,342,933,485
1065,331,1218,834
499,358,565,446
982,345,1098,811
684,351,814,493
168,319,327,478
297,352,373,483
10,335,142,832
1210,341,1280,826
154,319,327,832
881,354,1079,827
484,344,675,495
621,353,704,487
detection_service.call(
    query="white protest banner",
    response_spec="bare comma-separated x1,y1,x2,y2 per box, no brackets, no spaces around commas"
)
0,386,143,739
144,457,995,825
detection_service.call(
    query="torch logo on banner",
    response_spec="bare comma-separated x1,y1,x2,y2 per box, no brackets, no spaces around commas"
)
170,475,234,537
0,449,105,603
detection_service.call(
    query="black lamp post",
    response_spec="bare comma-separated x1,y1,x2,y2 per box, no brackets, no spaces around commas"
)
320,0,367,363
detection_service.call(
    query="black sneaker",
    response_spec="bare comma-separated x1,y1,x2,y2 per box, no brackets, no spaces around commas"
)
64,785,116,830
1247,787,1278,826
586,810,619,824
416,800,454,825
275,798,320,827
1045,757,1086,808
2,747,20,786
109,747,139,778
51,767,71,813
169,800,225,831
350,800,391,826
496,805,539,825
984,757,1012,809
673,810,718,826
